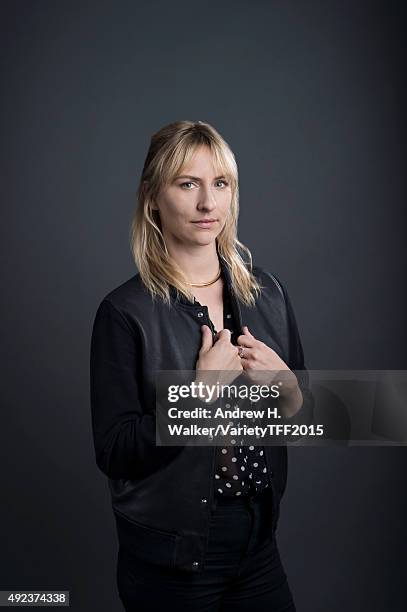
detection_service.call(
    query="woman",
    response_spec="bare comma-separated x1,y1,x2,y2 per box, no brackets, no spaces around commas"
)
90,120,314,611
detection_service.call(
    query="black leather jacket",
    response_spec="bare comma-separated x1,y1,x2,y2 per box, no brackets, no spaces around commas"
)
90,256,314,573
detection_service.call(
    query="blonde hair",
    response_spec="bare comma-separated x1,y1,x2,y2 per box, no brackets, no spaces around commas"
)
129,120,263,307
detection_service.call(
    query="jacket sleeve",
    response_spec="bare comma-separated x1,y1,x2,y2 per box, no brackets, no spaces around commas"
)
90,299,183,480
270,274,315,428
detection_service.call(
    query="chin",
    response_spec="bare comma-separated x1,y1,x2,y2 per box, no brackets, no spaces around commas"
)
190,235,217,245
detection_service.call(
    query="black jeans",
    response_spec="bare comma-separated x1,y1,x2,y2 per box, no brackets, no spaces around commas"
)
116,488,296,611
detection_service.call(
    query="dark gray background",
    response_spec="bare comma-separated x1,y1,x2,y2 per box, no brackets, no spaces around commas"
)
1,1,406,610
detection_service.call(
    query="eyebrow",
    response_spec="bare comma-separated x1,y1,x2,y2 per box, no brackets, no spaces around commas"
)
173,174,228,182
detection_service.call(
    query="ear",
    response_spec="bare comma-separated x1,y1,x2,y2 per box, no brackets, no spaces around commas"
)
143,182,159,212
142,180,150,196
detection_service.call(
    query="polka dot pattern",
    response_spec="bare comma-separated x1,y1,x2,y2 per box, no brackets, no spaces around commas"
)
193,278,271,498
214,443,269,497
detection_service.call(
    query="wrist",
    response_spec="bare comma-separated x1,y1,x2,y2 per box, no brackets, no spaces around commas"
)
277,370,303,417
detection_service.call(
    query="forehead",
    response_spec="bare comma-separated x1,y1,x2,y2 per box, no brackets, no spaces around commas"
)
175,145,229,178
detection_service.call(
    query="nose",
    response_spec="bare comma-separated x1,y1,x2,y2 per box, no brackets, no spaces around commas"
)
197,183,217,211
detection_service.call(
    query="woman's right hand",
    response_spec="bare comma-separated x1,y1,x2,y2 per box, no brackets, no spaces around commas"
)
195,325,243,402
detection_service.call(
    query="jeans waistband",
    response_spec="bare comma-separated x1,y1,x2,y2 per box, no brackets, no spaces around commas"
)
214,487,273,507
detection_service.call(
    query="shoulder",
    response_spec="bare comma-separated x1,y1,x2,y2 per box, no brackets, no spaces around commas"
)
251,264,287,304
101,272,147,307
92,272,153,331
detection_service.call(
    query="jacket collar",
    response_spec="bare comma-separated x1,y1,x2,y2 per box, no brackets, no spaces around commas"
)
168,254,244,333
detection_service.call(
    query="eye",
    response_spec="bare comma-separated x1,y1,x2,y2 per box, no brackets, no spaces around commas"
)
179,179,229,189
216,179,229,188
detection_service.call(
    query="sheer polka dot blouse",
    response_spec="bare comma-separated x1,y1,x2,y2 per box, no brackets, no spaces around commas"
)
194,277,270,499
214,443,269,498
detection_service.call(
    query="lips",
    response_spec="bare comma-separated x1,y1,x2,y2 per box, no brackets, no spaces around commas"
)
192,220,217,229
192,220,217,224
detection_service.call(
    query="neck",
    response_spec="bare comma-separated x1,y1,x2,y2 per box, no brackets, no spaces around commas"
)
167,244,220,284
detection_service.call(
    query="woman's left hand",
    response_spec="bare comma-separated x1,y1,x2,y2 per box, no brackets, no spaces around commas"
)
236,326,288,383
236,326,303,415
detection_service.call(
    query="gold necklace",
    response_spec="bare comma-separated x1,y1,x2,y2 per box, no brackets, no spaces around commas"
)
188,266,221,287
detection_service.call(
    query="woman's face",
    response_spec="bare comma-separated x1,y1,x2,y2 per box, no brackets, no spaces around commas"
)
152,145,232,248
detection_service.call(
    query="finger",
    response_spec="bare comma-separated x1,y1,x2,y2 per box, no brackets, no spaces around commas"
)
243,325,257,338
236,335,255,348
217,328,232,342
240,358,251,370
243,325,258,343
199,325,213,353
237,345,253,361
